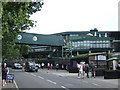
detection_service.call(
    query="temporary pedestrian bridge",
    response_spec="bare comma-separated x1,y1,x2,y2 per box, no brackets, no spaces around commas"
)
14,32,64,46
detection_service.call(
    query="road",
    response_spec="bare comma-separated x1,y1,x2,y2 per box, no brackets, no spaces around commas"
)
10,68,119,89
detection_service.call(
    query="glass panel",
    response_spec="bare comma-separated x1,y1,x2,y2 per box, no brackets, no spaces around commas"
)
99,44,103,48
102,44,106,48
106,40,109,43
99,41,102,43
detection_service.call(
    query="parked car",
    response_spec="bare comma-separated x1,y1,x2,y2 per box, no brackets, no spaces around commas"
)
24,61,38,72
12,63,22,69
35,63,41,69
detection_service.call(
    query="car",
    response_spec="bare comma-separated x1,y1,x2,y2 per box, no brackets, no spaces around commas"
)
24,61,38,72
12,63,22,69
35,63,41,69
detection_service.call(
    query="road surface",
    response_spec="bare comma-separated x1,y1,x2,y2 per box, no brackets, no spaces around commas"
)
10,69,119,89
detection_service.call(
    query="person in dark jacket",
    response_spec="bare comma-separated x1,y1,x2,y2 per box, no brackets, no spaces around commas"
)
85,64,90,78
90,63,96,78
56,64,59,71
2,63,9,87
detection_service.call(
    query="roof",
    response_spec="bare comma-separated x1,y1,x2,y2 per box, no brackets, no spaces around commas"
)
107,57,120,61
14,32,64,46
54,31,120,35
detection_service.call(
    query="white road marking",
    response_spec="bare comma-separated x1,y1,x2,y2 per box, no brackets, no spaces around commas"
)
47,79,57,85
92,83,100,86
61,86,69,90
31,73,36,77
38,76,44,79
14,80,19,90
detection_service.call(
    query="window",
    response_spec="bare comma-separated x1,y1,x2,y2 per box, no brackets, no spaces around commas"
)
99,41,102,43
102,44,106,48
96,41,99,43
99,44,103,48
106,41,109,43
103,41,106,43
92,41,96,43
89,41,92,43
86,41,90,43
83,41,87,43
96,44,99,48
92,44,96,48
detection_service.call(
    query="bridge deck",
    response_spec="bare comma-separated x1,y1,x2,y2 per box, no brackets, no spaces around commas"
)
14,32,64,46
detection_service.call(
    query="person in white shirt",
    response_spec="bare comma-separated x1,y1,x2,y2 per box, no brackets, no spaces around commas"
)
77,62,84,79
41,63,44,69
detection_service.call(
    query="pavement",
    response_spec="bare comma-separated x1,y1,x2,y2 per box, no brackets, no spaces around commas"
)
40,68,78,77
0,67,17,90
39,68,119,85
0,67,2,90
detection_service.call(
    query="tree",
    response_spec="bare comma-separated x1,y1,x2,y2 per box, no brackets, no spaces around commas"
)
1,2,44,59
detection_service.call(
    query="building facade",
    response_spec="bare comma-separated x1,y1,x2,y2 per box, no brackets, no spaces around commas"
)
15,29,120,68
54,29,120,68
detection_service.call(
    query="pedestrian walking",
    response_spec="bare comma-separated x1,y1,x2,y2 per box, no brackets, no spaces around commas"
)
82,63,86,78
62,64,64,70
38,63,41,69
41,63,44,69
2,63,9,87
77,62,84,79
47,63,50,70
90,63,96,78
77,63,81,78
22,63,25,71
47,63,50,73
85,64,90,78
56,64,59,71
50,64,53,69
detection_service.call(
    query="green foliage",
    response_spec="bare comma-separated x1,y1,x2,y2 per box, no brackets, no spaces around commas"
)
2,2,44,59
20,45,30,55
0,3,2,40
2,42,20,59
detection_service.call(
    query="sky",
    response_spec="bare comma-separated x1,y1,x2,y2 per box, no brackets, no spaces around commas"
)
25,0,120,34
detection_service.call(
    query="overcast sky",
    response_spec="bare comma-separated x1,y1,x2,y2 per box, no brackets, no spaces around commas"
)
25,0,120,34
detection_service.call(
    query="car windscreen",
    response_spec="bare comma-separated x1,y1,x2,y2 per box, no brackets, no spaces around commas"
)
15,63,21,66
29,62,35,66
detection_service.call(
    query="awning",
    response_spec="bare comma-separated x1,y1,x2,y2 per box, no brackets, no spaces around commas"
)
107,57,120,61
72,52,107,59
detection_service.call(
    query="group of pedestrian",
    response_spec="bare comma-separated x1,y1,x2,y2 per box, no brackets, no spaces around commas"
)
47,63,53,70
77,62,96,79
41,62,59,71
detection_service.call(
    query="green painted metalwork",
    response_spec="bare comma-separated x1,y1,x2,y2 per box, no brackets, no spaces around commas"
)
72,37,114,42
14,32,64,46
